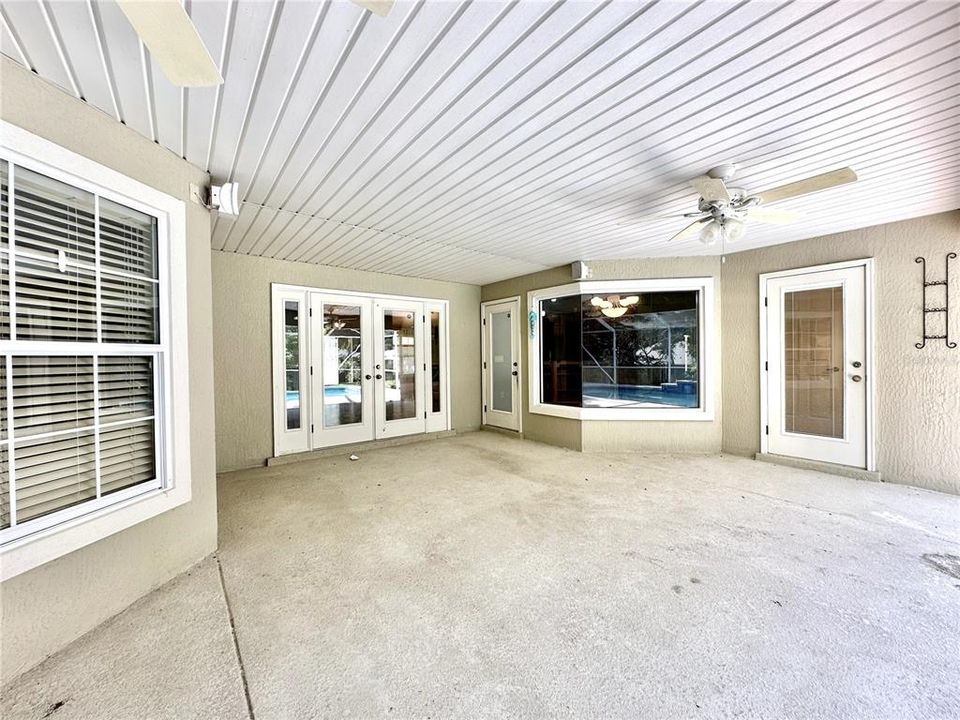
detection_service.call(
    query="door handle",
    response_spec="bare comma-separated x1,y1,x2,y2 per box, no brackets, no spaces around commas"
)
511,370,518,376
376,374,383,380
851,374,863,382
365,374,372,380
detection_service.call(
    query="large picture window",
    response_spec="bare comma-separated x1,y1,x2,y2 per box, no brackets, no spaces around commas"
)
529,279,714,421
0,156,166,544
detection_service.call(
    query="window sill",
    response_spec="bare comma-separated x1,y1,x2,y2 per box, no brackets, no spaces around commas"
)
531,403,715,422
0,480,191,581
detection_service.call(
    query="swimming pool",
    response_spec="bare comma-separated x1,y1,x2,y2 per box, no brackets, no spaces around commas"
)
582,383,698,408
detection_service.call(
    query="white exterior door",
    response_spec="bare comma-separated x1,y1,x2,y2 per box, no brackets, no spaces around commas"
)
374,299,426,439
483,299,521,431
764,263,870,468
310,293,374,448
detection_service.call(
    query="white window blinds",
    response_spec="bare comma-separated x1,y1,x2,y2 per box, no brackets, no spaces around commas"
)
0,158,164,541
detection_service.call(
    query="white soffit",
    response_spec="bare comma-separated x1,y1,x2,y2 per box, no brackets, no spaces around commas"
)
2,0,958,285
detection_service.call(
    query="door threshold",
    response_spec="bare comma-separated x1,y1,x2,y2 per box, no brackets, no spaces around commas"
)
481,425,523,438
755,452,881,483
268,430,457,467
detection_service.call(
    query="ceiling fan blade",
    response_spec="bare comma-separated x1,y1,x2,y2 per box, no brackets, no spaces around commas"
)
616,213,688,226
690,176,730,204
747,207,802,225
668,218,708,242
756,167,857,205
351,0,395,17
116,0,222,87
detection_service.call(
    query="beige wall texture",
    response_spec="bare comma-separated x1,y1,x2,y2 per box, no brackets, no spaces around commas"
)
721,210,960,494
0,59,219,683
211,251,482,472
481,257,723,453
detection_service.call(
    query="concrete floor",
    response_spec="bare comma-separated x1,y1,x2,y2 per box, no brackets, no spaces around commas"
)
3,431,959,719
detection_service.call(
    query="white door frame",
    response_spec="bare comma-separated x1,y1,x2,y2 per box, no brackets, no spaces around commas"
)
759,258,876,471
481,297,522,432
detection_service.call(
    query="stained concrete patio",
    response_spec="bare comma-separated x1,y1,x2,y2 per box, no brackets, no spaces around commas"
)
3,432,959,719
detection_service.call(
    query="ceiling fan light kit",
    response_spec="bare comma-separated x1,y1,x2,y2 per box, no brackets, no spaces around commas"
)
590,294,639,318
640,164,859,246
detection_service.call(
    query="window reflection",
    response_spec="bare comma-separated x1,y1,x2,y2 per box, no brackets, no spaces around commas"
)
323,304,363,428
430,311,441,413
540,292,700,409
284,301,300,429
383,310,416,421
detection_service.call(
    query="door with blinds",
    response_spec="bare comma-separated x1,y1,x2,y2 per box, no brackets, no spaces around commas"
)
1,157,166,542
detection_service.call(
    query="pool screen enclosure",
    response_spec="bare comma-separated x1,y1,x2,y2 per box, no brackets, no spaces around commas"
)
539,291,700,410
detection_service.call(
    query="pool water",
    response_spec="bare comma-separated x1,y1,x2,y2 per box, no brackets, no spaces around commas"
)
583,383,698,408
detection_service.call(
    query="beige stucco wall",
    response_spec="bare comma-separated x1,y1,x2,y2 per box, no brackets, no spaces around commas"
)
481,257,723,453
721,210,960,494
0,59,218,683
211,251,482,472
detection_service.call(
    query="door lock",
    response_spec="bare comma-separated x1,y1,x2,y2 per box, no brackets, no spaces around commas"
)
851,361,862,368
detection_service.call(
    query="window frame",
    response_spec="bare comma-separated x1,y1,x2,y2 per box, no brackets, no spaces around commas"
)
0,122,191,581
527,278,715,422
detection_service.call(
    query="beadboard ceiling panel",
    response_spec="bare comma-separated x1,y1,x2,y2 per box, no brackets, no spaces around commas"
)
2,0,958,285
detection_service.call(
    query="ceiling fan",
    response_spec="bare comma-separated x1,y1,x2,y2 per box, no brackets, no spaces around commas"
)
623,165,858,245
114,0,394,88
590,294,639,318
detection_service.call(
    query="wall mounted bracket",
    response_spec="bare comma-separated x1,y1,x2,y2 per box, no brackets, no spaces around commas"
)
915,253,956,349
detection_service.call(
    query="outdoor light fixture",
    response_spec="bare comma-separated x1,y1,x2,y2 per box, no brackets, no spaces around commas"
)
211,182,240,216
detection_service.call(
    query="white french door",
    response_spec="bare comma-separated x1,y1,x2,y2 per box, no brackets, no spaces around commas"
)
762,261,873,469
482,298,521,431
273,286,447,455
310,293,374,448
374,299,426,439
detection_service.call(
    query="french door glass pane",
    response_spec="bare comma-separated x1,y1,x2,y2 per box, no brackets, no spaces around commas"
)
284,301,301,430
323,304,363,427
784,286,844,438
383,309,416,421
430,311,441,413
491,311,512,412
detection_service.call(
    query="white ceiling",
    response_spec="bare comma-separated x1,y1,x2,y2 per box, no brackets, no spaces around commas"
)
2,0,959,285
